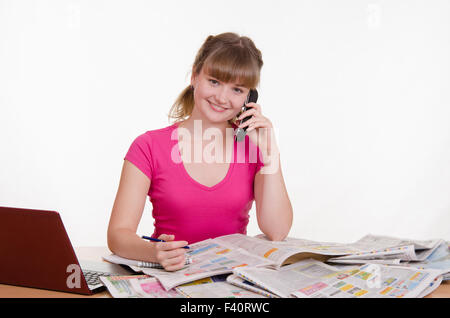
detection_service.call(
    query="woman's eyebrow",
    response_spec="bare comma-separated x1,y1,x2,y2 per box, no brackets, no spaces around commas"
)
207,76,220,82
207,76,246,88
232,81,247,88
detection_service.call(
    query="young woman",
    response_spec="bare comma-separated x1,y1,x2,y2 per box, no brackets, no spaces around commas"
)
107,32,293,271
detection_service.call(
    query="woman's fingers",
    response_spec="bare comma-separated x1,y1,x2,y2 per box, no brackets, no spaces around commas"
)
161,247,186,259
157,234,174,241
153,234,190,271
163,255,187,271
156,234,188,250
157,240,189,251
162,254,186,267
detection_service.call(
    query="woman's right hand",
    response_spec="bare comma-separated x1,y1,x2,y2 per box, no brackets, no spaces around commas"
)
153,234,189,271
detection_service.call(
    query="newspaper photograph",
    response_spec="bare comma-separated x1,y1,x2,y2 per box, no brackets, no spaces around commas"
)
99,275,182,298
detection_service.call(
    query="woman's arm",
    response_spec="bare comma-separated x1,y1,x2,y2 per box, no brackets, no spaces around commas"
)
254,150,293,241
236,103,293,241
107,160,187,271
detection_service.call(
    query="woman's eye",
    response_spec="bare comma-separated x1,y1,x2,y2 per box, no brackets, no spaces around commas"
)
209,79,219,85
234,88,243,94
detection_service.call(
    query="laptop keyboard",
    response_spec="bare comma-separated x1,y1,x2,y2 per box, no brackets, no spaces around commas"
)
82,270,114,288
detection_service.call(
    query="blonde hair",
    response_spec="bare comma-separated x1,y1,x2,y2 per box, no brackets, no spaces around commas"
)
168,32,263,125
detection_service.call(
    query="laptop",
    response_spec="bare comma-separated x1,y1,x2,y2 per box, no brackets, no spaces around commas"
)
0,206,133,295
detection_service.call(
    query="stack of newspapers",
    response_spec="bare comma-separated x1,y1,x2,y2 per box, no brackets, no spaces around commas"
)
101,233,450,298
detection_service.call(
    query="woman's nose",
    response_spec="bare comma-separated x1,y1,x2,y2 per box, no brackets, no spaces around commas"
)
216,87,228,104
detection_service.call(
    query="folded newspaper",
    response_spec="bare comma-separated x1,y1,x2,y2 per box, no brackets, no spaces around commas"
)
226,274,279,298
254,233,445,264
103,233,449,295
99,274,266,298
233,258,444,298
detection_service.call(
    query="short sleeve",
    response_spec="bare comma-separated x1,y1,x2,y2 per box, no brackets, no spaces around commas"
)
124,133,154,180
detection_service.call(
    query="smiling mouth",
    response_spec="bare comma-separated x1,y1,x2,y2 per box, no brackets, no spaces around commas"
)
208,101,229,112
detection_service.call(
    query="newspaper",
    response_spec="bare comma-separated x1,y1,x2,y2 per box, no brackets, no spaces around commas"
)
102,253,191,269
255,233,444,263
101,233,449,294
176,281,266,298
254,235,364,255
99,275,183,298
214,234,358,268
140,237,275,290
141,232,382,291
397,241,450,280
328,235,444,262
226,274,279,298
177,274,230,286
417,276,444,298
326,245,417,265
233,259,444,298
350,234,442,252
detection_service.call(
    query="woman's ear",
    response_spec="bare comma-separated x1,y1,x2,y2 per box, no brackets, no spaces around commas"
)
190,72,198,90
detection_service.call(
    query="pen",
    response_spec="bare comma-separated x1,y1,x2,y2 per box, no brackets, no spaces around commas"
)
142,235,190,249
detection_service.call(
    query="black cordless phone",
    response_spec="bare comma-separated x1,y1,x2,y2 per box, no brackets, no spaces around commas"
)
235,89,258,142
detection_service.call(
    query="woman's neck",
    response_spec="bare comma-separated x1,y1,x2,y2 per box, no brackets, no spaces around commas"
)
177,117,235,150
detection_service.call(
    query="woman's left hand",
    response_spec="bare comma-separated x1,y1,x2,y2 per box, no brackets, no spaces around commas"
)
236,103,278,162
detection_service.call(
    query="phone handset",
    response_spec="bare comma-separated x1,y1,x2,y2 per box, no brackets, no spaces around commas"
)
235,89,258,142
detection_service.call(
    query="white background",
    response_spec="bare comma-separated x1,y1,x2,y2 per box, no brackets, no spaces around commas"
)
1,0,449,247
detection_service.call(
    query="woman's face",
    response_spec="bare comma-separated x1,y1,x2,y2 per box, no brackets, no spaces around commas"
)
191,68,250,124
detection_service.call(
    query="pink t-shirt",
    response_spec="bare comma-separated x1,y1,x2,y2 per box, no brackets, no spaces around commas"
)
124,122,264,244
